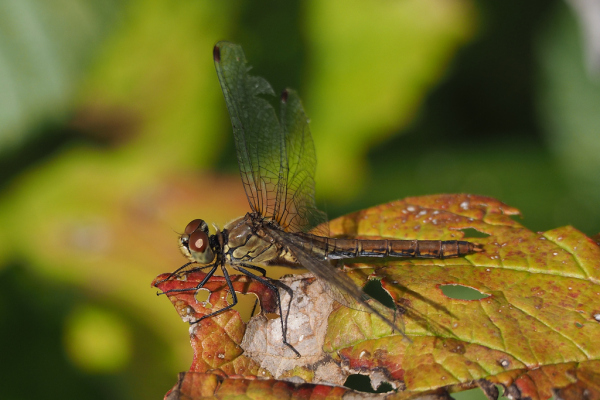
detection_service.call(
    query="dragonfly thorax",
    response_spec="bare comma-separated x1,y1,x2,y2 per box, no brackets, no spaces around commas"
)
179,219,216,264
222,214,293,265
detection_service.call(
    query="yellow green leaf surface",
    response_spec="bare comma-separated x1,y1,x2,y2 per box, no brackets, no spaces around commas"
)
326,194,600,398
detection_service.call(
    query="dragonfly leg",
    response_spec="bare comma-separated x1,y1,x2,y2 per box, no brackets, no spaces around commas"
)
154,262,194,287
236,263,300,357
237,264,267,277
189,262,239,324
157,262,218,296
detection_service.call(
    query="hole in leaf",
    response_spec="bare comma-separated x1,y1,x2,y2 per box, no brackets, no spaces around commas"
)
497,384,512,400
450,388,485,400
440,284,490,300
226,292,261,323
363,279,395,308
344,374,393,393
459,228,490,238
195,288,210,303
575,322,584,328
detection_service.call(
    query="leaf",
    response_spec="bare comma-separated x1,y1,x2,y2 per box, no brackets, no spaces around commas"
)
326,194,600,397
155,194,600,399
164,372,366,400
152,270,277,377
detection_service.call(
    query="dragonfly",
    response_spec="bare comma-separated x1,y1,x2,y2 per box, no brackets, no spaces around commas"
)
157,41,481,356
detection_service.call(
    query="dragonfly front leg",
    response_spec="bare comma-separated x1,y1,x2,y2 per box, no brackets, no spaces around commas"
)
155,261,194,285
187,260,241,325
235,263,300,357
157,262,218,296
237,264,267,277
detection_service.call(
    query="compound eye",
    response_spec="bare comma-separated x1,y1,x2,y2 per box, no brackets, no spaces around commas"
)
189,230,209,253
184,219,204,235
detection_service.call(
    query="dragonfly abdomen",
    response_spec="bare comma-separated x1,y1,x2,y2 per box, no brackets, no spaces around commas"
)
317,237,478,259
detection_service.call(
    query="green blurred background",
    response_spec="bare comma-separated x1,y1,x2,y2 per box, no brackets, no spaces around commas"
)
1,0,598,398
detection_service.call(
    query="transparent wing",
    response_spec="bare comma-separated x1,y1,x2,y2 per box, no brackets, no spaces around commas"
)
214,41,285,220
213,42,325,232
279,89,327,232
265,226,406,339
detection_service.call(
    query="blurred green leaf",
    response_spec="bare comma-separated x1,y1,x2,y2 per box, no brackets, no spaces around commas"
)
306,0,476,200
78,0,235,171
537,2,600,233
0,0,245,386
0,0,120,149
64,304,132,373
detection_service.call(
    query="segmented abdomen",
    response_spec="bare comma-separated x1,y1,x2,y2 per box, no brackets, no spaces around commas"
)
296,234,479,259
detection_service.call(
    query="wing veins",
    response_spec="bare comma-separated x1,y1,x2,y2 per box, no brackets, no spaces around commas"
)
265,226,407,339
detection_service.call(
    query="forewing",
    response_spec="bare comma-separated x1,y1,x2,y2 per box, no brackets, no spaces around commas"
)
266,226,405,338
278,90,327,233
213,42,286,218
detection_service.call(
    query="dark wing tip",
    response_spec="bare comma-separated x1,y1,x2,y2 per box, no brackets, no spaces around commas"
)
213,44,221,63
280,89,289,103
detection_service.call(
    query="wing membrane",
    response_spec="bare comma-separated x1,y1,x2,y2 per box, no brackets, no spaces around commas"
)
214,42,324,232
279,89,327,232
214,42,404,341
214,42,284,218
265,225,406,338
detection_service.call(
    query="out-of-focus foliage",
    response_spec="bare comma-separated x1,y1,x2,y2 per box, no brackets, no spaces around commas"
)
0,0,119,149
306,0,475,198
565,0,600,75
339,1,600,239
0,0,598,399
79,0,235,171
537,1,600,234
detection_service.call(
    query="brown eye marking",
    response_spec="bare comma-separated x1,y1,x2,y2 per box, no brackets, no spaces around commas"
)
184,219,203,235
189,231,208,253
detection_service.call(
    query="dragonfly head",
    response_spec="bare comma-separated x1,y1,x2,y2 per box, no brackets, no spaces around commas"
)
179,219,215,264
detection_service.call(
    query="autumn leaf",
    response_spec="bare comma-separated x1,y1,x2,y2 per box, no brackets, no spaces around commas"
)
154,194,600,399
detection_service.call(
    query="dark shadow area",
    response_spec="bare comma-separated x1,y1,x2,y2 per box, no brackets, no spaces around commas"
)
384,278,457,319
0,124,73,191
344,374,394,393
459,228,491,239
362,279,395,309
0,112,134,192
0,263,175,400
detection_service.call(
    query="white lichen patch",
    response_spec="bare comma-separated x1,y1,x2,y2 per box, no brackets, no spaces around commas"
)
240,273,345,385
